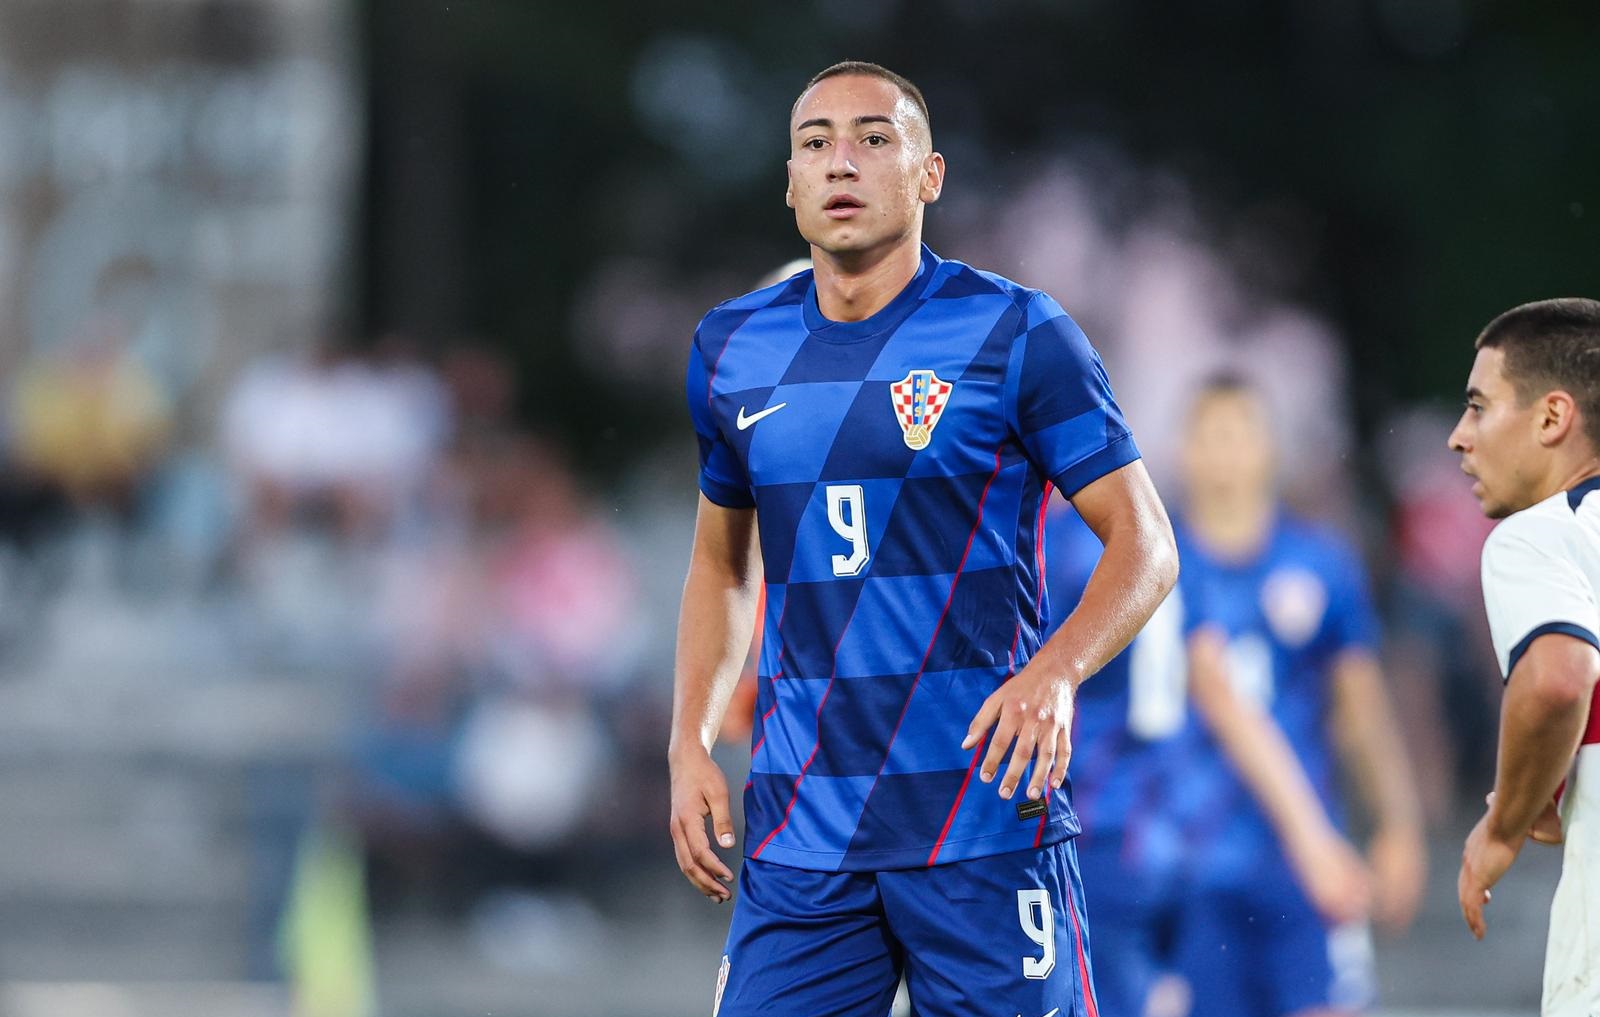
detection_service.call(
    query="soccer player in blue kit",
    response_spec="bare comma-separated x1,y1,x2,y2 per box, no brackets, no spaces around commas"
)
1041,503,1189,1017
1169,377,1426,1017
667,61,1179,1017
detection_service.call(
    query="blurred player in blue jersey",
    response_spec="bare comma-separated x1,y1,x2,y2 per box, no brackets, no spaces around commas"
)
1170,376,1426,1017
1046,494,1375,1017
667,61,1179,1017
1042,503,1189,1017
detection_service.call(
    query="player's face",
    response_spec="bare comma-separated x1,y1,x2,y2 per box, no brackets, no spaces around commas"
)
1181,390,1275,504
786,75,943,260
1449,347,1544,518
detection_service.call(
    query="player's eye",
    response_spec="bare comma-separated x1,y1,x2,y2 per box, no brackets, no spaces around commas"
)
802,137,827,151
863,133,889,147
1465,400,1482,414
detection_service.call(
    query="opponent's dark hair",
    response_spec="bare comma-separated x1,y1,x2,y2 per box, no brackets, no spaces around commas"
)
791,61,930,139
1476,298,1600,450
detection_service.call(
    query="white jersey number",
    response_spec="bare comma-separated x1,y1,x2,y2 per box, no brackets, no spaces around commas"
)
1226,633,1275,707
1127,589,1187,739
1016,889,1056,980
826,484,870,577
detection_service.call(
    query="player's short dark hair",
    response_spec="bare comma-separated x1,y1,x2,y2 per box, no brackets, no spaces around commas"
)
1185,371,1267,431
1476,298,1600,450
1194,370,1257,402
791,61,931,139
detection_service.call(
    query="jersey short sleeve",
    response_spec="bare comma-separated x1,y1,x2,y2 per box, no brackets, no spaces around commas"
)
1481,518,1600,680
685,336,754,508
1007,292,1140,496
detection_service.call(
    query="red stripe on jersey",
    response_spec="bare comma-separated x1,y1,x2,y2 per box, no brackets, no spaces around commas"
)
928,732,990,866
1035,482,1052,602
1066,889,1100,1017
1014,481,1052,678
750,592,865,859
748,674,783,759
751,678,835,858
861,447,1006,862
1584,691,1600,746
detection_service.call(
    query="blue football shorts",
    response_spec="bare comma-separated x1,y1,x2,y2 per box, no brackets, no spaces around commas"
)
711,839,1099,1017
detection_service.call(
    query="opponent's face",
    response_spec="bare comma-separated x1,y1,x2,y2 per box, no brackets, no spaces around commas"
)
1181,390,1275,504
1448,347,1547,518
786,75,943,258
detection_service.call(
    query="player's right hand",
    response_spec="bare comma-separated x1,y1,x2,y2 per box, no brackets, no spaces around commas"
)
1290,830,1372,926
668,745,736,903
962,663,1076,803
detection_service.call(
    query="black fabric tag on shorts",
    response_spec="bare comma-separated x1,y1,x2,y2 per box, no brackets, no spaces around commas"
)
1016,799,1047,821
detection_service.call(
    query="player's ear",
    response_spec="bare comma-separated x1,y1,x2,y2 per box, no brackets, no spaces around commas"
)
1538,389,1578,447
785,160,796,209
920,151,945,205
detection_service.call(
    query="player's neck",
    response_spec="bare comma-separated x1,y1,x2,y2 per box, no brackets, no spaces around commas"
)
1547,454,1600,502
1187,494,1275,560
811,239,922,323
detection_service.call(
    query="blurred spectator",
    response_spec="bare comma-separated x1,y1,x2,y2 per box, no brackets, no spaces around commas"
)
352,378,644,917
221,341,448,545
9,315,172,519
439,343,519,447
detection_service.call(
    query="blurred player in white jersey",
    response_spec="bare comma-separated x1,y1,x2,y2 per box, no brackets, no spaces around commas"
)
1450,297,1600,1016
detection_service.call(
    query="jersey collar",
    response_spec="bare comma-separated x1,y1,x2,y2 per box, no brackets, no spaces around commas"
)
802,244,939,343
1566,474,1600,511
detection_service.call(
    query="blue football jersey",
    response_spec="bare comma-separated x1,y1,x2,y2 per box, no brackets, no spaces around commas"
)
1169,511,1380,888
1043,503,1186,863
686,245,1141,871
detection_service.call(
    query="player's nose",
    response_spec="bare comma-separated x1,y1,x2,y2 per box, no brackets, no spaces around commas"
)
827,143,859,180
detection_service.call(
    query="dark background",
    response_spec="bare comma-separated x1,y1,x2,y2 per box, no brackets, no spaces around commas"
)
362,0,1599,469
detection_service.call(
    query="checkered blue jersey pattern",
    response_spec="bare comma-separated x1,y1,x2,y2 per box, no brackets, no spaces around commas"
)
685,245,1141,871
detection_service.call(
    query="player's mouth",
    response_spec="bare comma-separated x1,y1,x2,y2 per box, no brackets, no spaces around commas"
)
824,194,865,219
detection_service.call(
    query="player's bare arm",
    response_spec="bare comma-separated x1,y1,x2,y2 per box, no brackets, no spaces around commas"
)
1188,627,1372,926
964,460,1177,802
1459,632,1600,939
1331,649,1427,933
669,495,762,903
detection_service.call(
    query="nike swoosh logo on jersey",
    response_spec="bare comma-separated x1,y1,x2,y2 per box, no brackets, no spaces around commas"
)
736,402,788,430
1017,1009,1059,1017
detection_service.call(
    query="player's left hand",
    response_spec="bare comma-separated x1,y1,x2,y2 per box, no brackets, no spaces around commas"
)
1486,790,1564,846
962,664,1075,801
1458,811,1522,940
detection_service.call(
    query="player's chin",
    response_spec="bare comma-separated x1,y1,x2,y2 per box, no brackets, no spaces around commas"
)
802,219,894,254
1477,491,1513,520
804,227,870,256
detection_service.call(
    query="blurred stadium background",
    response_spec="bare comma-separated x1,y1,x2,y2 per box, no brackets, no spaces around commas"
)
0,1,1594,1014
